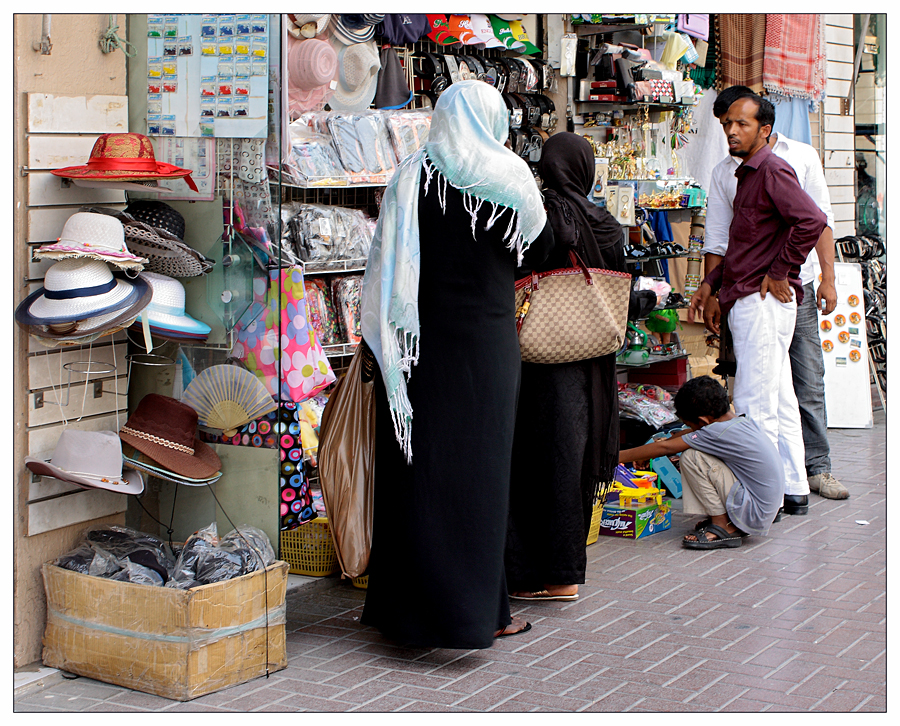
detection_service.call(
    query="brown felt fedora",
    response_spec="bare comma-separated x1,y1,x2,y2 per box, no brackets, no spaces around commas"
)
119,393,222,480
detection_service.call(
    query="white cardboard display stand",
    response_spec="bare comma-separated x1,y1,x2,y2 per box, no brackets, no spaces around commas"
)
812,262,873,429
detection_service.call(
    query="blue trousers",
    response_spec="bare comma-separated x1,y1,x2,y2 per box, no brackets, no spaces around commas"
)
789,283,832,475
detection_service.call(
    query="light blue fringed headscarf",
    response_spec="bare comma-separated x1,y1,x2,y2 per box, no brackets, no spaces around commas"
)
360,80,547,463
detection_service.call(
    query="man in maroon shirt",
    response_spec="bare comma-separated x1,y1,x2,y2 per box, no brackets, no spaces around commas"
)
688,94,827,516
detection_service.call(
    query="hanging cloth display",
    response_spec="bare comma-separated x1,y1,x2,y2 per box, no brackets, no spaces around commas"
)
689,19,717,90
762,14,827,103
770,92,814,146
715,14,766,93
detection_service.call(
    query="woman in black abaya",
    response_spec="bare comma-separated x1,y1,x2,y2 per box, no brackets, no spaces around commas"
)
505,132,628,601
359,81,554,648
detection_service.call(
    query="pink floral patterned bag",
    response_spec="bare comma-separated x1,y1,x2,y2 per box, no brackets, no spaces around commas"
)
232,266,336,403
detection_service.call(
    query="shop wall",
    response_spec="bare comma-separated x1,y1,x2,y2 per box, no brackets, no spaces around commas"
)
822,15,857,238
13,14,130,668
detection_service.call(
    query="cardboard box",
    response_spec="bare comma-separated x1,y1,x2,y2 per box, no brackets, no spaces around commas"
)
41,560,288,701
596,500,672,539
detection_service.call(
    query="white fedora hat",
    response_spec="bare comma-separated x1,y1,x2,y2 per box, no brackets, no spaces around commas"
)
25,429,144,495
33,212,147,271
327,40,381,113
15,258,149,327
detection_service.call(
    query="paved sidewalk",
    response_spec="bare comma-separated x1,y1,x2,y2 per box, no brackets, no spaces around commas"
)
15,407,886,713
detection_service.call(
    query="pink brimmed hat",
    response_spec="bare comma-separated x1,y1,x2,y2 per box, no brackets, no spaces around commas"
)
287,36,338,115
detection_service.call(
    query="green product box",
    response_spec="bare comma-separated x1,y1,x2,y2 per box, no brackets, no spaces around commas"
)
597,500,671,539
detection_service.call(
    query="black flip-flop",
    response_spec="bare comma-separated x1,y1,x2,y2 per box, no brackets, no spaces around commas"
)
496,621,532,639
683,524,742,550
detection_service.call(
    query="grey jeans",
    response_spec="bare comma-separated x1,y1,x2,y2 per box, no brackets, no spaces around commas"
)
788,283,831,475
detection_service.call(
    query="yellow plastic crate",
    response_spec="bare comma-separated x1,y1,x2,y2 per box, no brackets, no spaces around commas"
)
280,517,339,577
586,500,603,546
351,575,368,589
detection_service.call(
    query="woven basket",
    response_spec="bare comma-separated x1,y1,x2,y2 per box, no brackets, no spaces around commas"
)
280,517,339,576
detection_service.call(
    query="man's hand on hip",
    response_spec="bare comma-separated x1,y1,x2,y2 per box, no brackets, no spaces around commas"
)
759,275,794,304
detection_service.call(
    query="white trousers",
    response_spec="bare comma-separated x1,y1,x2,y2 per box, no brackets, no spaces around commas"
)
728,293,808,496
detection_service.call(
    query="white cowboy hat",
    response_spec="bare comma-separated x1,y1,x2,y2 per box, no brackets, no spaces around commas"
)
25,429,145,495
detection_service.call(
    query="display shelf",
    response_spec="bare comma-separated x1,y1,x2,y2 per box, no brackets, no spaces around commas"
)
302,259,367,275
575,100,694,110
625,252,690,264
322,342,359,358
267,169,390,190
616,352,688,369
574,23,651,37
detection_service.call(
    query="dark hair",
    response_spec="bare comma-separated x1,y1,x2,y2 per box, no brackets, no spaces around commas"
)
712,85,755,118
674,376,730,423
719,92,776,130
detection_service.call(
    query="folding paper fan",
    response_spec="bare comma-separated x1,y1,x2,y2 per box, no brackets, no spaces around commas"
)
182,364,278,437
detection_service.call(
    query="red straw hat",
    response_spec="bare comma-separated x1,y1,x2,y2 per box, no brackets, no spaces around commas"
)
52,133,198,192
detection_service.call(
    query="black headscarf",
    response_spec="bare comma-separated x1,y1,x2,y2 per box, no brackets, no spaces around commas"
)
533,132,626,508
537,132,626,273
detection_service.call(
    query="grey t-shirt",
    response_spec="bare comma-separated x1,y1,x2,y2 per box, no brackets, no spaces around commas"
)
684,416,785,535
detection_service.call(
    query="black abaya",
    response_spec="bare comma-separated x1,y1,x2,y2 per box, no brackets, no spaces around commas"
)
505,132,627,594
361,172,553,649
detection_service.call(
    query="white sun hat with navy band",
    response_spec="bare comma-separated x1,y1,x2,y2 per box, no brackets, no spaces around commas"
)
15,257,150,327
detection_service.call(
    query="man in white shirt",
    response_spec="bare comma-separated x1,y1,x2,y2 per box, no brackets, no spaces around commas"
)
701,85,849,507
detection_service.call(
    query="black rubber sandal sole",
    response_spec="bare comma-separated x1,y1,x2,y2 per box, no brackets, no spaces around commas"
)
682,523,743,550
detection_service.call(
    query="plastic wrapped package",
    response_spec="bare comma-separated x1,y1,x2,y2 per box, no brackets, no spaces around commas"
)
220,525,276,572
635,276,673,308
304,278,342,346
618,384,679,428
168,523,277,588
385,109,433,162
331,275,363,344
326,112,397,184
288,204,374,263
333,207,373,260
109,561,166,587
285,133,348,186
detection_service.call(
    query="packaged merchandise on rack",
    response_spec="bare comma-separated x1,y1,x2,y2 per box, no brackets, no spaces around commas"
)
326,111,399,184
618,382,680,428
304,277,343,346
285,203,374,263
330,275,364,345
284,130,348,187
384,109,433,162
